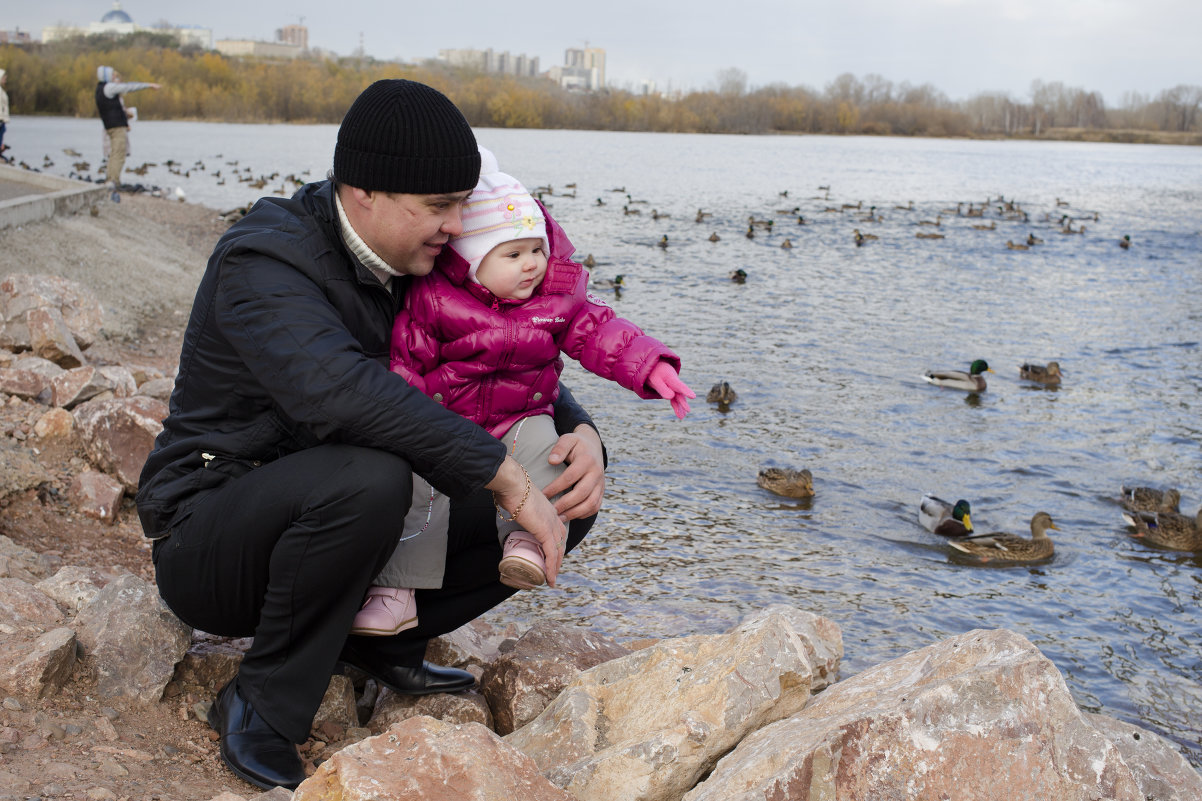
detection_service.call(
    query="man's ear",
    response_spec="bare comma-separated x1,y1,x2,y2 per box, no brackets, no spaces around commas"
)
340,185,378,214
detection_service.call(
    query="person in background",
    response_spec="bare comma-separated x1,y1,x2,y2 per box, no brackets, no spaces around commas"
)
94,65,159,203
0,68,10,162
138,79,606,791
350,145,693,636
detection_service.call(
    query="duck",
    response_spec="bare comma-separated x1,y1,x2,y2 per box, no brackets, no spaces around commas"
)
852,228,878,246
757,467,814,499
1124,507,1202,551
922,359,994,392
623,205,641,216
948,512,1058,564
894,200,915,211
582,254,597,268
592,274,625,290
707,381,738,406
651,209,670,220
918,494,974,536
745,226,755,239
1006,240,1030,251
657,235,669,249
695,208,713,222
1026,233,1044,246
1120,486,1181,515
1119,235,1131,249
708,231,721,242
1019,361,1062,384
971,221,996,230
917,215,942,227
915,232,945,240
729,268,748,284
780,238,793,249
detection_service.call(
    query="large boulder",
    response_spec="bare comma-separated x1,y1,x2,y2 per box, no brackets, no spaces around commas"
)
72,396,168,492
506,607,840,801
73,572,191,703
0,274,104,353
683,628,1148,801
479,620,631,735
294,717,574,801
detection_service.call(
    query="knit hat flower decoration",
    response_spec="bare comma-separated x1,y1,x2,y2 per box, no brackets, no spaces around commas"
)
450,147,548,281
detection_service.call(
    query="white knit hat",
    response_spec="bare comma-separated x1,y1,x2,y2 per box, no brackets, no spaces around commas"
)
97,66,114,82
450,147,548,282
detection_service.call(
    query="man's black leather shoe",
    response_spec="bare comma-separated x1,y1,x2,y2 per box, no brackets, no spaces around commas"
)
339,639,476,696
208,679,306,790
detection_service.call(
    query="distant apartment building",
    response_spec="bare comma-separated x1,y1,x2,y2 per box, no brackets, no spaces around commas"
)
41,2,213,49
0,28,33,45
276,24,309,50
438,48,540,78
548,47,606,92
215,39,303,59
217,22,308,60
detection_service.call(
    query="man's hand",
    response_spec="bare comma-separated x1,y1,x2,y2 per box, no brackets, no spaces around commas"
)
543,424,605,520
487,456,567,586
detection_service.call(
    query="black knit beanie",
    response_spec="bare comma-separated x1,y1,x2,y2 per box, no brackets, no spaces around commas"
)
334,79,480,194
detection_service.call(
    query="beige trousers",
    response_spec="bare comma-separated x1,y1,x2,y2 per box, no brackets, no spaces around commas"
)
104,126,128,185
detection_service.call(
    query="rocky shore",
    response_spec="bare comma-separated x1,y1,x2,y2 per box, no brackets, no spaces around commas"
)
2,196,1201,801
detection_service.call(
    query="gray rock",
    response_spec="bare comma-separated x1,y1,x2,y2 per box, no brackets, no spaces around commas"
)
73,573,191,703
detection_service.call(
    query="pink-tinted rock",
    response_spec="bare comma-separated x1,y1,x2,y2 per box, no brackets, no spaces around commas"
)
294,717,574,801
69,470,125,523
684,628,1145,801
33,408,74,439
0,368,51,402
72,396,168,492
0,577,65,633
0,627,77,699
369,688,493,733
26,307,85,368
51,366,114,409
0,274,103,350
480,621,631,735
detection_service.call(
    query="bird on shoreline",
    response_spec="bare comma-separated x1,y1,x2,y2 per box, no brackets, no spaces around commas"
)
948,512,1058,564
923,360,994,392
919,495,974,536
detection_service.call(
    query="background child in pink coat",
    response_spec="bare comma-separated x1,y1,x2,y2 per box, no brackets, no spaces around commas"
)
351,147,693,635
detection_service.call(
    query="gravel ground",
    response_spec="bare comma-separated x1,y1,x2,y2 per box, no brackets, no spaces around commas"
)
0,195,276,800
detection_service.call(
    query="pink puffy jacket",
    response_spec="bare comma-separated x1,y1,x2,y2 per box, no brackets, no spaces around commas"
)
390,205,680,438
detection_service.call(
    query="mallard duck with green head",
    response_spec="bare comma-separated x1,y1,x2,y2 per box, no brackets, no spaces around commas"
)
1124,507,1202,551
1019,361,1062,384
919,494,974,536
948,512,1058,564
757,467,814,498
923,359,994,392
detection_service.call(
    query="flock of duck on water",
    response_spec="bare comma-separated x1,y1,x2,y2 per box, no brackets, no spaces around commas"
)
530,183,1183,563
756,356,1198,564
556,183,1135,289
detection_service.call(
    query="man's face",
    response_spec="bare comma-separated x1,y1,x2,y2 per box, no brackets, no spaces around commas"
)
358,190,471,276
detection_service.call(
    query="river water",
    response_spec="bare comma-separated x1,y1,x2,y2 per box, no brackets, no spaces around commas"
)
11,116,1202,763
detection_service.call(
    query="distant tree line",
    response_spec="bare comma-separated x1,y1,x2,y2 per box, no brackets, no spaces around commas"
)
1,37,1198,144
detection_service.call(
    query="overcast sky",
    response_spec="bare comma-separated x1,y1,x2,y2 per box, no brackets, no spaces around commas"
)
11,1,1201,105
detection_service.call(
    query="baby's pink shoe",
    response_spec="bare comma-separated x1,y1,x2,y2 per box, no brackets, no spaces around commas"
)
350,586,418,636
498,531,547,590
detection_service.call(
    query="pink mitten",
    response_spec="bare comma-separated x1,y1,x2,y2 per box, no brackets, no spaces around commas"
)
648,362,695,419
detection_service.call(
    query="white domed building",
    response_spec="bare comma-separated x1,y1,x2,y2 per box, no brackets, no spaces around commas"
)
42,3,212,49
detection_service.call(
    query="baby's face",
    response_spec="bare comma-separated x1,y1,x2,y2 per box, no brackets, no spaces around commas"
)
475,238,548,301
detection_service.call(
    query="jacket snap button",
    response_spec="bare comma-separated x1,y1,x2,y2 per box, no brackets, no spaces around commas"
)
532,392,542,401
432,393,444,403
